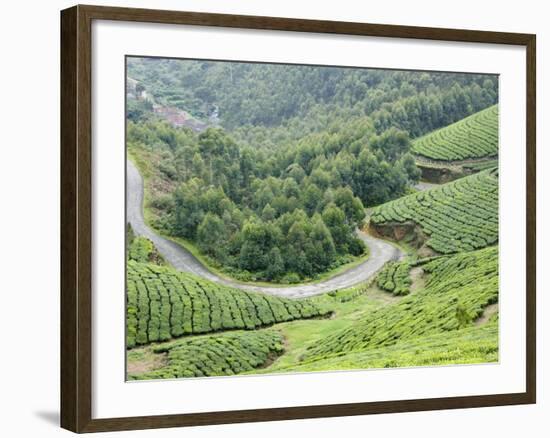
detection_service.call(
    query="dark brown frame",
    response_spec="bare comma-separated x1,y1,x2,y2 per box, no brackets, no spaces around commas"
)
61,4,536,433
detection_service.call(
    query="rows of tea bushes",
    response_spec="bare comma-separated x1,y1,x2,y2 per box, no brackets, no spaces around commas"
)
412,104,498,161
129,330,284,380
376,261,412,296
463,159,499,173
370,169,498,254
270,320,497,373
304,246,498,360
126,261,329,348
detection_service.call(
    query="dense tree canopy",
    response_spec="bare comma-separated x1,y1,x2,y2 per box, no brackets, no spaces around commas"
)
128,58,498,150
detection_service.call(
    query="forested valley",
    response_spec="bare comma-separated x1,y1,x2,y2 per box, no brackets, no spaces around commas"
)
127,58,497,283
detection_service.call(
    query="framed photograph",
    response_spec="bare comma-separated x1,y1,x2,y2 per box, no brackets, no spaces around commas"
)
60,4,536,433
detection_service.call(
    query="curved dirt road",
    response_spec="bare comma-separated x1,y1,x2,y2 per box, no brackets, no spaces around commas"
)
127,160,403,298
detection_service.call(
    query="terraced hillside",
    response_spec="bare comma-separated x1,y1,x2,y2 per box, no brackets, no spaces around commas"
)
265,321,498,373
126,261,330,348
370,169,498,254
304,246,498,361
412,105,498,161
129,330,284,380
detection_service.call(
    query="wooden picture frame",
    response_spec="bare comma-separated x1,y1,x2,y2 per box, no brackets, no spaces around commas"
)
60,4,536,433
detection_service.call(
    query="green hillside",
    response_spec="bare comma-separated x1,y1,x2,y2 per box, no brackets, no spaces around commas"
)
370,169,498,254
127,57,497,138
126,58,501,380
412,105,498,161
129,330,284,380
304,246,498,361
376,260,413,296
128,247,499,378
263,322,497,373
126,261,330,348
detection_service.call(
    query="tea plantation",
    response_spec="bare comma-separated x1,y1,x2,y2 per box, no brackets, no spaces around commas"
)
370,169,498,254
126,63,501,380
376,260,413,296
129,330,284,379
412,105,498,161
304,246,498,360
463,159,499,172
126,261,330,348
265,321,498,373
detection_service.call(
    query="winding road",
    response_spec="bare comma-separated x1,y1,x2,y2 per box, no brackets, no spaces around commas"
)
127,160,403,298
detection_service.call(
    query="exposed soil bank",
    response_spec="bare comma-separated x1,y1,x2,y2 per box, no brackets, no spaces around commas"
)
415,156,498,183
369,221,435,258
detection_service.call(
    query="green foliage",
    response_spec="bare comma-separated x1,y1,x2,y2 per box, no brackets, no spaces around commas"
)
127,58,497,140
125,59,501,378
126,60,498,281
129,121,382,281
370,128,411,162
126,98,153,123
127,234,165,266
271,322,498,372
125,59,481,281
305,246,498,360
126,261,330,348
376,261,412,295
129,330,284,379
126,223,135,247
165,143,373,280
327,283,370,303
370,169,498,254
463,159,499,172
398,153,422,183
197,212,227,259
412,105,498,161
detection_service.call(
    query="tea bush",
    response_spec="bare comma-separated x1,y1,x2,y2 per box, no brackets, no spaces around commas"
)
376,261,412,296
126,261,330,348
